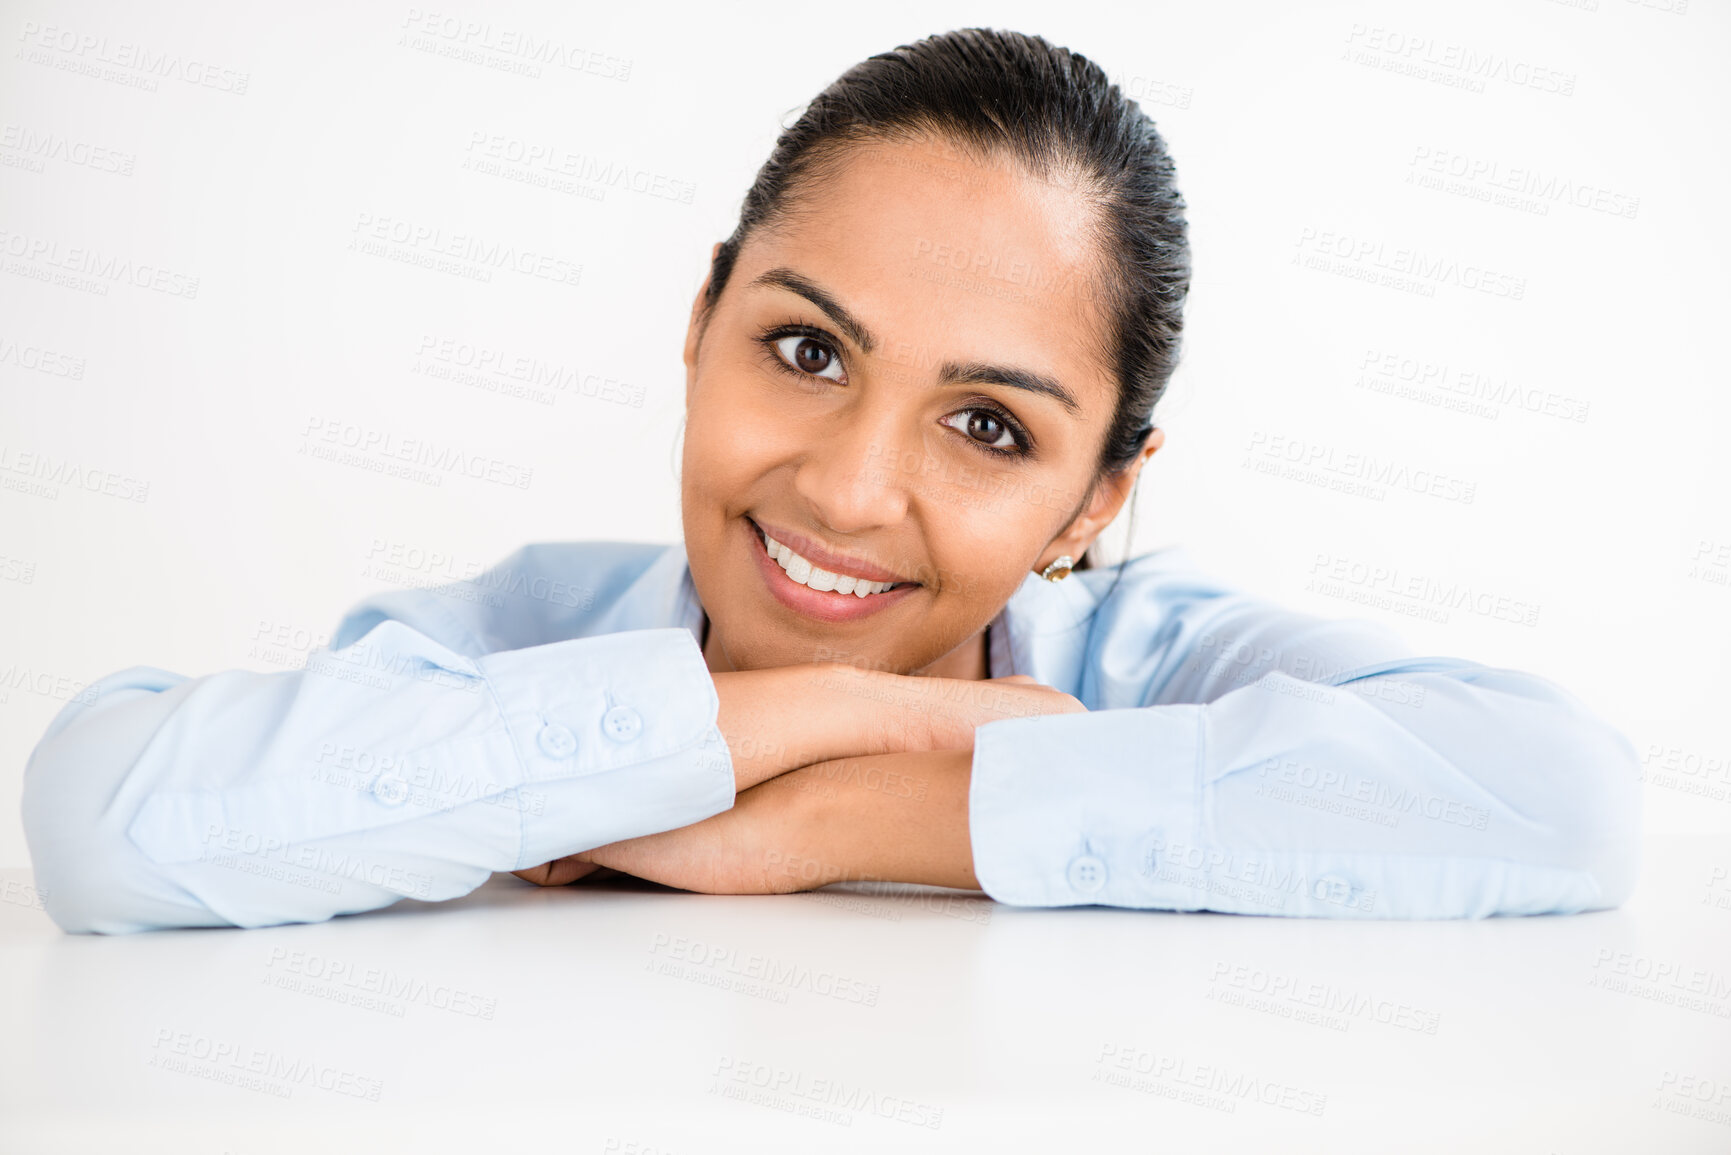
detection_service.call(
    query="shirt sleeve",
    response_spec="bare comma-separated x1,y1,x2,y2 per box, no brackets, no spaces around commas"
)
21,552,736,935
967,581,1643,919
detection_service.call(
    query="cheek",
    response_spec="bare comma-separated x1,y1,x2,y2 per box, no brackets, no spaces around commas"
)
684,374,768,500
924,515,1041,604
688,362,821,499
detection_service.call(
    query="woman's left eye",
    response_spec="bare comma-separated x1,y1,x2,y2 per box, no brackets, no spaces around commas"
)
940,408,1024,454
772,335,845,382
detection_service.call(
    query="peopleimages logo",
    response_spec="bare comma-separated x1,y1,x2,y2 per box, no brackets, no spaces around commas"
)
398,9,632,81
1341,24,1577,96
0,123,136,175
1293,228,1526,300
299,416,533,490
463,132,695,203
1095,1043,1329,1116
710,1057,944,1129
149,1029,383,1100
264,947,498,1020
14,21,251,94
649,934,881,1006
0,228,200,298
348,212,582,288
0,445,150,502
0,333,87,378
1407,146,1640,220
1243,430,1477,505
413,335,646,408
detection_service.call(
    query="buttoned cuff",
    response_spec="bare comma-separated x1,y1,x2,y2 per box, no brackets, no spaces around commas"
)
485,628,737,867
478,627,724,784
969,705,1205,908
125,627,734,869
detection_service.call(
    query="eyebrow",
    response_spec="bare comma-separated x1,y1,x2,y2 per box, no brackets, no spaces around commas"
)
939,361,1081,416
750,268,878,353
748,266,1083,416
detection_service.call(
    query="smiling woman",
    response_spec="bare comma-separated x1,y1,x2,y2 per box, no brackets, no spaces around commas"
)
682,124,1149,675
21,28,1640,933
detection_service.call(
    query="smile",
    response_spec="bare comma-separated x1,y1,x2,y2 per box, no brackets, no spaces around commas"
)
746,516,920,624
765,532,907,596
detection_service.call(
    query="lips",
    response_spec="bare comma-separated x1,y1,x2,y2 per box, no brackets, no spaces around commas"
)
747,517,917,588
744,515,921,624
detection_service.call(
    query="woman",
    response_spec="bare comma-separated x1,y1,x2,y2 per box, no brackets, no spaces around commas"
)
22,29,1640,934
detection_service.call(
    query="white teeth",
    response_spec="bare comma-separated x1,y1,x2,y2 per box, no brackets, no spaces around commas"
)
761,529,900,597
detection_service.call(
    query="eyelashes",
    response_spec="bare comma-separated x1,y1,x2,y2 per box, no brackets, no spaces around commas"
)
759,326,846,384
753,322,1035,460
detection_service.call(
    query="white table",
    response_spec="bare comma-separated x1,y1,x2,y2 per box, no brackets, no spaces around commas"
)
3,835,1729,1154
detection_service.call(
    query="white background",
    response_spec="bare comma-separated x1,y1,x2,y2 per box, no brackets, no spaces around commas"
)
2,0,1726,868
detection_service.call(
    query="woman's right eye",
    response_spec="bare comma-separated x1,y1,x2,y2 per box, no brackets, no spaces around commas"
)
772,334,846,382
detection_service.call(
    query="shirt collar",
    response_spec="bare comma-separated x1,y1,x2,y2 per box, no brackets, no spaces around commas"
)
988,567,1100,689
582,541,707,645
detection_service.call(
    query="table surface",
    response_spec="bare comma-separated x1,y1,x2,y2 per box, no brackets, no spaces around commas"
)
3,835,1729,1155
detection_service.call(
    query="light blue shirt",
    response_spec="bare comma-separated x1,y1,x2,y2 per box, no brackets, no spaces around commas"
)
21,540,1642,933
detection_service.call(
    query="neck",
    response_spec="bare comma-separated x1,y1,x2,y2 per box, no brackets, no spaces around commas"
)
701,613,735,675
918,629,990,680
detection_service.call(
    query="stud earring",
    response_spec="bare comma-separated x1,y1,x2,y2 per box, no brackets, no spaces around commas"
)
1039,554,1075,582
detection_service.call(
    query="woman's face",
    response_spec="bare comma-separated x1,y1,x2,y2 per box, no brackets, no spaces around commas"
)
681,135,1161,677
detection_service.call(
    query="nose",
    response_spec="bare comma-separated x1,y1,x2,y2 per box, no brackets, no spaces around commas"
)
792,407,916,535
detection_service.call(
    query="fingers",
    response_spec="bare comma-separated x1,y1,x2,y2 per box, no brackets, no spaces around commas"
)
510,858,603,887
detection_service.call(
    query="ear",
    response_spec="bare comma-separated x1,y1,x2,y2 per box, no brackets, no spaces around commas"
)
684,242,722,404
1038,427,1166,573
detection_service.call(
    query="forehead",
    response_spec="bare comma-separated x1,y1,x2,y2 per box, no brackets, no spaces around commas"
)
738,136,1118,416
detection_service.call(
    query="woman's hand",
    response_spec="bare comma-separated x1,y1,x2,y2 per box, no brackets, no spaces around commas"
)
511,662,1080,888
515,747,980,893
710,661,1083,793
512,765,822,893
860,669,1086,756
577,768,824,895
511,858,602,887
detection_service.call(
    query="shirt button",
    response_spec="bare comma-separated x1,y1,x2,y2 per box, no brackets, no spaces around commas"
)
601,705,643,742
371,772,409,807
537,722,578,759
1067,854,1108,894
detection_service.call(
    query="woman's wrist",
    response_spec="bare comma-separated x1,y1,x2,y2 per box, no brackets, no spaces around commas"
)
711,659,1079,798
524,745,980,895
765,746,979,891
711,662,902,792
